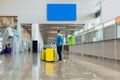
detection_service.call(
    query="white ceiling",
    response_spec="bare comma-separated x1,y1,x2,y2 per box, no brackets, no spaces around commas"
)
39,0,101,24
0,0,100,24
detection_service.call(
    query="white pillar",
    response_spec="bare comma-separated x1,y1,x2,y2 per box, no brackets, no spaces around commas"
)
32,23,39,53
32,24,40,80
32,24,39,40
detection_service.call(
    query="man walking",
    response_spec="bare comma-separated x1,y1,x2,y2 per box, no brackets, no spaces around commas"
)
56,30,63,61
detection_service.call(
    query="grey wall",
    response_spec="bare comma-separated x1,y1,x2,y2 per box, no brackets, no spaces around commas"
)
69,40,120,60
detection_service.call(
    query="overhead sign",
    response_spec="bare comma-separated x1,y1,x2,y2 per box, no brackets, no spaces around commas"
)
47,4,76,21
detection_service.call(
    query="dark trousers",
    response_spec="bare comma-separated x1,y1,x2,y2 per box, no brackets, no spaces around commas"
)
57,46,62,61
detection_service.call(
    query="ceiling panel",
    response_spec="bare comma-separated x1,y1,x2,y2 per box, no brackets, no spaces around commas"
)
21,24,84,44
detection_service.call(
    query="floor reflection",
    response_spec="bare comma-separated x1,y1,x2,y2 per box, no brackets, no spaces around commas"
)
45,62,56,77
40,59,103,80
0,53,120,80
32,52,40,80
0,53,33,80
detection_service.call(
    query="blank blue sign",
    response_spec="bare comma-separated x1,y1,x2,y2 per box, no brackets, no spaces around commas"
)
47,4,76,21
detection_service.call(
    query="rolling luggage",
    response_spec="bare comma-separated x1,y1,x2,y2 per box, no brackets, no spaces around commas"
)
45,48,55,62
7,47,12,54
41,50,45,61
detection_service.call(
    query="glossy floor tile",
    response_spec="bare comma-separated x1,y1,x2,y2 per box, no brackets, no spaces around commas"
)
0,53,120,80
40,60,104,80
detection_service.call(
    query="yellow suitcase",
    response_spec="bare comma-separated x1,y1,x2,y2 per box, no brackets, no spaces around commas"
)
45,48,55,62
40,50,45,61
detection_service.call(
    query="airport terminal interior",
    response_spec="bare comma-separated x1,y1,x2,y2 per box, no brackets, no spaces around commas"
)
1,0,120,80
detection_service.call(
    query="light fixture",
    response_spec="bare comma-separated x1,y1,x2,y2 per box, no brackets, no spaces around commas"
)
65,29,77,31
51,27,65,29
69,24,83,27
49,31,57,33
25,24,31,27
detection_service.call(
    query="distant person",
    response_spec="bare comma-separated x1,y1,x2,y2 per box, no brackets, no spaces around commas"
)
28,47,30,54
7,43,12,54
71,31,75,45
56,30,64,61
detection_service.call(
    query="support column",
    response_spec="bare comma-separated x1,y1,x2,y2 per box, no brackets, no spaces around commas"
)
32,23,39,53
32,24,40,80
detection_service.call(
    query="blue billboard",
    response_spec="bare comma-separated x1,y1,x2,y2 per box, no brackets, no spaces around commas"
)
47,4,76,21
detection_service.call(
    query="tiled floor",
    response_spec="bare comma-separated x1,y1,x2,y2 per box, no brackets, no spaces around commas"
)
0,53,120,80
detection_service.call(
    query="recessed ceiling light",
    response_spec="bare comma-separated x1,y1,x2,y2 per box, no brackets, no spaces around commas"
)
49,31,57,33
51,27,65,29
65,29,77,31
69,24,83,27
